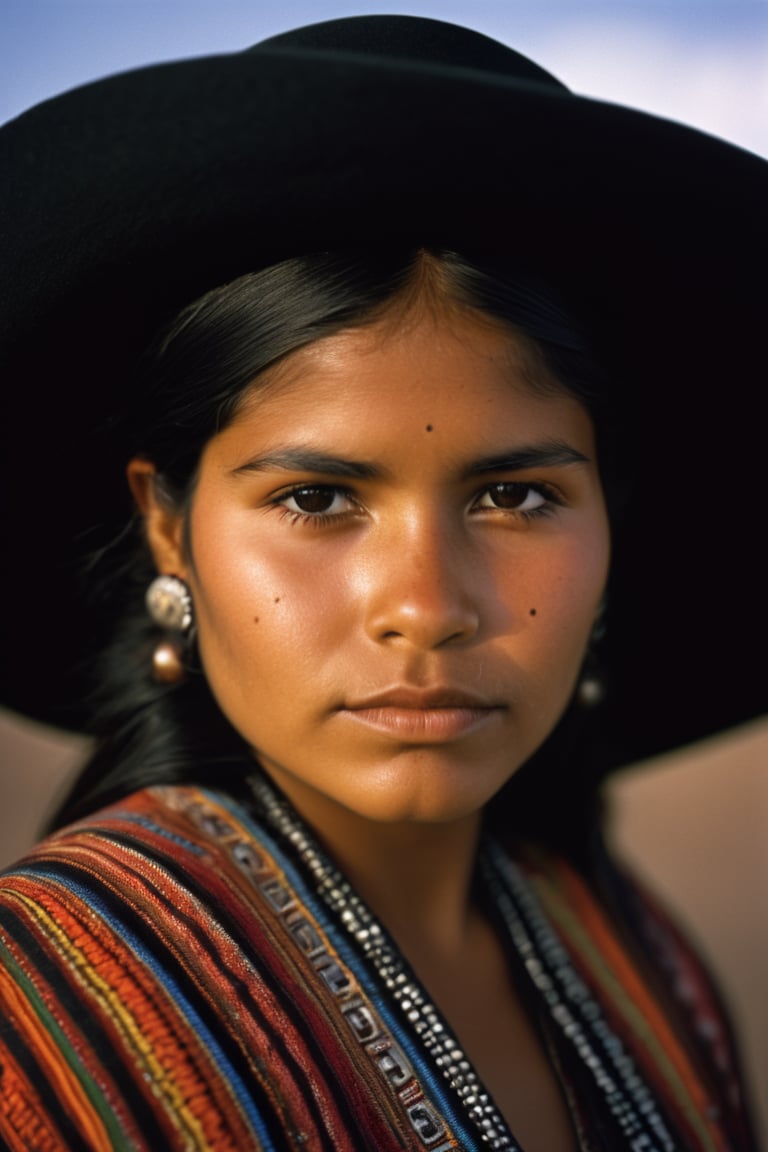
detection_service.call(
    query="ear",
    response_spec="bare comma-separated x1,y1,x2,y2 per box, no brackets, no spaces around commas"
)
127,459,189,580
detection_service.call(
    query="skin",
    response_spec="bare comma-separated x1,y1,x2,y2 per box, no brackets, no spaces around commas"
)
130,299,609,1151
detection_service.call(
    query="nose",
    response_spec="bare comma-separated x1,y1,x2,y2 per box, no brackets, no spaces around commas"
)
363,513,481,650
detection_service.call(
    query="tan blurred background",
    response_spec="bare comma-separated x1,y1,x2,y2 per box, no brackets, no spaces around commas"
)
1,708,766,1143
608,719,768,1145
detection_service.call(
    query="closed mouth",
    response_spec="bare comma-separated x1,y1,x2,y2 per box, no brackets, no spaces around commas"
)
340,687,503,740
343,686,502,711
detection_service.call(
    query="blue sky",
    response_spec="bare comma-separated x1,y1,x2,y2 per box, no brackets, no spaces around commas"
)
2,1,768,156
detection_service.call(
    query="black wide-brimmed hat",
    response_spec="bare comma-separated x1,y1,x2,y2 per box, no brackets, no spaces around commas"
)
1,14,765,770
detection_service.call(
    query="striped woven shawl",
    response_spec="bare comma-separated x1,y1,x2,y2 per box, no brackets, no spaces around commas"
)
0,783,757,1150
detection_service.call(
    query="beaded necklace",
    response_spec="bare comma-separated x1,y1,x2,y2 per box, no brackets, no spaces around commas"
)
247,772,681,1152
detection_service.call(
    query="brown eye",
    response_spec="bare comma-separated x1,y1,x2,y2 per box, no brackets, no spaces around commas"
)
478,483,547,513
279,485,356,519
289,486,338,513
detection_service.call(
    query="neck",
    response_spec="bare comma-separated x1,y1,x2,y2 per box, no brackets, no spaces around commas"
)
260,769,484,961
332,814,484,961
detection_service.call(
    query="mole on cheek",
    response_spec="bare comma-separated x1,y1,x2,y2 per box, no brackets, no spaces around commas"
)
529,608,537,617
274,596,281,604
425,424,433,432
253,616,260,624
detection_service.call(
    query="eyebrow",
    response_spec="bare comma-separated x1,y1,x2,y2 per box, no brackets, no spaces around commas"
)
233,449,378,479
468,441,590,474
232,439,589,479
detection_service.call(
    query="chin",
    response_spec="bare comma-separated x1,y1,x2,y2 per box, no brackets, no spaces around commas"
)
344,755,514,826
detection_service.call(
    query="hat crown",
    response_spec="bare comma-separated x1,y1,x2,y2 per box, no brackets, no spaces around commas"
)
257,14,569,92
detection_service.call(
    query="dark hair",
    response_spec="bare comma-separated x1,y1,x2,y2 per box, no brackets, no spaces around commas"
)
50,248,615,855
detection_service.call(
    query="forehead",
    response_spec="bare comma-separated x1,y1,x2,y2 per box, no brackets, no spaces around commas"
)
205,306,596,471
236,303,577,417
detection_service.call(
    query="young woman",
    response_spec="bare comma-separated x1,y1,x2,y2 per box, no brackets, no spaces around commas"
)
0,16,764,1152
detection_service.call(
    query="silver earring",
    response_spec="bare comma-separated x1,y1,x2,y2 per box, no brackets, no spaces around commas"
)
145,575,194,683
576,604,607,708
576,665,605,709
146,574,193,632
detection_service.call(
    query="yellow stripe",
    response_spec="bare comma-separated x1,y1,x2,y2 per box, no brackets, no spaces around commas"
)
11,885,213,1150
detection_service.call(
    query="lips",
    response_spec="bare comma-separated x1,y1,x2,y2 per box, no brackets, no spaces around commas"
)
344,686,501,710
340,686,503,741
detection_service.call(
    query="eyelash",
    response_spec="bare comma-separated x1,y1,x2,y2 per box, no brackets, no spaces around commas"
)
275,486,360,528
472,482,564,520
273,481,564,527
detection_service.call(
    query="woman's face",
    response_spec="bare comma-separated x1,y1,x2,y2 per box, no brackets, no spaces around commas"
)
142,304,610,830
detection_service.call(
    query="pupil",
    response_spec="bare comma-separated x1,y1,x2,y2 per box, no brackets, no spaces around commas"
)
295,487,333,513
492,483,526,508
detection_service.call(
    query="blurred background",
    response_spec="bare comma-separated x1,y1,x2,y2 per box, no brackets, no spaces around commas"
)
2,0,767,1142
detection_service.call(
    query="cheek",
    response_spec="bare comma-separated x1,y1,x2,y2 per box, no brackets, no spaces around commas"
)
187,512,350,684
520,534,609,659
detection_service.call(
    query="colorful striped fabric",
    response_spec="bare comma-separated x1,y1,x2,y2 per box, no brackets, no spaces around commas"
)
0,785,757,1150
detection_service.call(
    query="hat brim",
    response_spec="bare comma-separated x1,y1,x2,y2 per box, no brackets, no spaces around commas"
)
1,18,765,768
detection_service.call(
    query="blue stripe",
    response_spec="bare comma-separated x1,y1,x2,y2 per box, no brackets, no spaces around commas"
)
210,787,484,1149
15,857,278,1151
